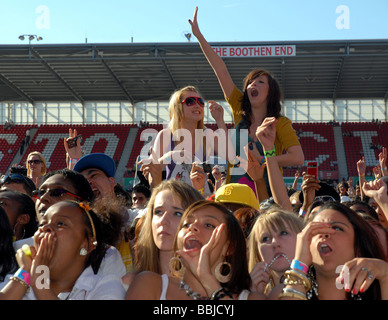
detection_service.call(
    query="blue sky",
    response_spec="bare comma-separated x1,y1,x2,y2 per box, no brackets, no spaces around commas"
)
0,0,387,45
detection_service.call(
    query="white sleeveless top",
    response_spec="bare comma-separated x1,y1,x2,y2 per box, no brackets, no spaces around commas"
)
159,274,250,300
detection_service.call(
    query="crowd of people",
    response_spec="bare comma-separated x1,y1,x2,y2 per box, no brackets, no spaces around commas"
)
0,6,387,301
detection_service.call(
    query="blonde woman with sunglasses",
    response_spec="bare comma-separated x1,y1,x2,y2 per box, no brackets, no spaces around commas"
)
140,86,232,197
26,152,47,189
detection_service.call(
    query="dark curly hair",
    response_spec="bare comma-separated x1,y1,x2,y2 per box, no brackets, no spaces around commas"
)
42,169,94,203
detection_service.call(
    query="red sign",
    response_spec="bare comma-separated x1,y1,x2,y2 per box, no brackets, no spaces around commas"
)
212,45,296,58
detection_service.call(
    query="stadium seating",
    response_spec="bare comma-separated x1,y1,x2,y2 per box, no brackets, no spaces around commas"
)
0,125,37,174
19,124,134,172
283,122,338,179
0,121,386,182
341,121,388,177
124,124,163,176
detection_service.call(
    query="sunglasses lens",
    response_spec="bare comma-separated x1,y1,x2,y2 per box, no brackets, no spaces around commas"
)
182,97,205,107
185,97,196,106
197,98,205,106
50,189,67,197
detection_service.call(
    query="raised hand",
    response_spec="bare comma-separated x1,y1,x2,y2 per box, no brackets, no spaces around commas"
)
188,7,200,38
250,262,271,294
256,117,277,151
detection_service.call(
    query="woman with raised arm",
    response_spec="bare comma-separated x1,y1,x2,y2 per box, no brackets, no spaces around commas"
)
189,7,304,195
139,85,232,198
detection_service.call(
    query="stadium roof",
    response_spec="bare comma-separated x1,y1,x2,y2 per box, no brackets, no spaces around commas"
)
0,39,387,104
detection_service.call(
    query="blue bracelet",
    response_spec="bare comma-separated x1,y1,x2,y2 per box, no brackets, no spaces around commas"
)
291,259,309,274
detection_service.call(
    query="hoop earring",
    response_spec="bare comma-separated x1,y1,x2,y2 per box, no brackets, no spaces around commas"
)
215,261,232,283
169,256,185,278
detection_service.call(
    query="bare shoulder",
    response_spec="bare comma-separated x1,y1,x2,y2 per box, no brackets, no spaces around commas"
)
247,291,268,300
125,271,163,300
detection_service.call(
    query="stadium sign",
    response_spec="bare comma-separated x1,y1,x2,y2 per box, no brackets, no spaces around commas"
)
212,45,296,58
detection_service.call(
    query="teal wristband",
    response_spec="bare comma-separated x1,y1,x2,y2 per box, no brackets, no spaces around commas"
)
291,259,309,274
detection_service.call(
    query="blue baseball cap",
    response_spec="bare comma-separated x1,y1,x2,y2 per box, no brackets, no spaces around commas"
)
73,153,116,178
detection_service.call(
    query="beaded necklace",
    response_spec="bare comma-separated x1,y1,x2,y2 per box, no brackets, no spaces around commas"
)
264,253,291,272
179,280,208,300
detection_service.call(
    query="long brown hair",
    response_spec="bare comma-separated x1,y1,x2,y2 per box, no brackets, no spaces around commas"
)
308,201,385,300
238,69,282,132
134,180,203,274
173,200,251,294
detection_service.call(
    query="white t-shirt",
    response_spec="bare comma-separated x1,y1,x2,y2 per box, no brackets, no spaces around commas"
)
23,266,126,300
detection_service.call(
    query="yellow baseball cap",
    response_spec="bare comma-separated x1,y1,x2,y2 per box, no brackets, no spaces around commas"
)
215,183,259,210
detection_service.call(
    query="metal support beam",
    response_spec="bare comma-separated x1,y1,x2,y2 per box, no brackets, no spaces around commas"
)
0,73,34,104
155,47,178,90
30,47,85,104
100,58,136,105
332,56,346,102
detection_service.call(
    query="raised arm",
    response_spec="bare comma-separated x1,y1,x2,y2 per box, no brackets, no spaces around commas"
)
256,117,293,212
189,7,235,98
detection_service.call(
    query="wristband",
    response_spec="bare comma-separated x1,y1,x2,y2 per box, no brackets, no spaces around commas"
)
299,208,307,217
264,146,276,158
160,155,171,164
70,158,79,165
22,244,32,257
291,259,309,274
14,268,31,286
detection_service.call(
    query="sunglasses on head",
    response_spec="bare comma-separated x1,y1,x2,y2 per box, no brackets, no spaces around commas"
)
28,159,42,165
0,173,27,185
181,96,205,107
32,188,83,200
313,195,336,203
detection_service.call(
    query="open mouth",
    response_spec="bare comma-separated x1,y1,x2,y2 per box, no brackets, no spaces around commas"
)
251,88,259,97
183,237,202,251
318,242,333,255
92,189,101,199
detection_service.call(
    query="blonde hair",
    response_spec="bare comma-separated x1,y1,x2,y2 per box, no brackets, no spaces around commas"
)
168,86,204,134
248,206,304,272
26,151,47,176
134,179,203,274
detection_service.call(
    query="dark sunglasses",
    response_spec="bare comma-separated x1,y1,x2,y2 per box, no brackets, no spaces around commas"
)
0,174,26,185
28,159,42,165
181,96,205,107
32,188,83,200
